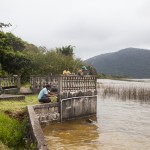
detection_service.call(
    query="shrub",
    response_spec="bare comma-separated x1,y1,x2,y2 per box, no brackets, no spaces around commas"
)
0,113,26,149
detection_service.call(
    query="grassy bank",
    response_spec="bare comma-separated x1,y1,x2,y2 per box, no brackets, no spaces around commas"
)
0,95,39,149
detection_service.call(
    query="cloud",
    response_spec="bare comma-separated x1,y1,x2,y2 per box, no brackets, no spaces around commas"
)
1,0,150,60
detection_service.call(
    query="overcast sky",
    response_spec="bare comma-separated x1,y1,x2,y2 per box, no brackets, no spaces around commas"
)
1,0,150,60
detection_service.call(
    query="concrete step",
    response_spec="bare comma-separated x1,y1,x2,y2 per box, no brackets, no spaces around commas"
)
19,87,33,94
0,94,25,101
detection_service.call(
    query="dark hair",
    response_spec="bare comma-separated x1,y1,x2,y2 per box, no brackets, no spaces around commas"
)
46,84,51,88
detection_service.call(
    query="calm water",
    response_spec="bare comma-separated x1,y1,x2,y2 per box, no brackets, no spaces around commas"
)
42,80,150,150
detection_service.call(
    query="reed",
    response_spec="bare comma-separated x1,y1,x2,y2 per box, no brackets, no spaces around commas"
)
101,84,150,101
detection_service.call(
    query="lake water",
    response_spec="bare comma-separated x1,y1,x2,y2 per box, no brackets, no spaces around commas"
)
42,79,150,150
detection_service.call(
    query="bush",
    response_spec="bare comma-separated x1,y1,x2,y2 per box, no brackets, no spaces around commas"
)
0,113,26,149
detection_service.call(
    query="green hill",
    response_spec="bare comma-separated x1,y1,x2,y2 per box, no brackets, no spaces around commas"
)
85,48,150,78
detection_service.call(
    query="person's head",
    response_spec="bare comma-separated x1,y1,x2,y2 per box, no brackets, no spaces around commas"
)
82,66,87,71
45,84,51,90
66,68,69,71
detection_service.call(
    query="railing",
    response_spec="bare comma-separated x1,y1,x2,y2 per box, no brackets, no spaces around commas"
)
30,75,97,93
30,75,59,93
0,75,20,89
61,75,97,92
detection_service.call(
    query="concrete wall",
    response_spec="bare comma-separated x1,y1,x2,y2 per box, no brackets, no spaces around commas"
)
33,103,60,125
27,105,49,150
61,95,97,121
27,89,97,149
3,88,19,94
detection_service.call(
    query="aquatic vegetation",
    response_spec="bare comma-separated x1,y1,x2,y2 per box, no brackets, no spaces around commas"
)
99,80,150,101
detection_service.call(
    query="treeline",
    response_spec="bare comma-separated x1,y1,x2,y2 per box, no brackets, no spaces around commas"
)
0,24,98,83
97,73,129,79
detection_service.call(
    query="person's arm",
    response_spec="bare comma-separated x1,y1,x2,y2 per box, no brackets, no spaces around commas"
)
67,71,71,74
48,90,58,97
63,70,66,75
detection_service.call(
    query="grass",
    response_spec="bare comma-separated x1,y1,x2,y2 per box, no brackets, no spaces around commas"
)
0,113,26,149
0,141,9,150
22,82,31,88
0,95,38,113
0,94,57,149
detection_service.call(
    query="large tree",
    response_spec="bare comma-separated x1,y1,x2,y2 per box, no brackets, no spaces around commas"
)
0,31,31,79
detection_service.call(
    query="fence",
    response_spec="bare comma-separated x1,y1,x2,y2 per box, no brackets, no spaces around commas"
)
0,75,20,88
0,75,20,94
30,75,97,93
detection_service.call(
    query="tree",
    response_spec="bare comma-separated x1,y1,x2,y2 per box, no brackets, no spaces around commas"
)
87,65,97,75
0,31,31,81
0,22,12,31
56,45,74,56
0,24,85,82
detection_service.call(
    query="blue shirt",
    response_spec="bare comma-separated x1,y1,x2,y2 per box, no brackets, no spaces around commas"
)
38,87,48,100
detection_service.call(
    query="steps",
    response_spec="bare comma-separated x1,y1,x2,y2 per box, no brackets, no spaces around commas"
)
19,87,33,94
0,94,25,101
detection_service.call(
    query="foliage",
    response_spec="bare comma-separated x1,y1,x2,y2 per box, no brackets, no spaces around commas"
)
0,113,26,148
97,73,127,79
0,23,12,32
56,45,74,56
0,141,10,150
87,65,97,75
0,94,57,149
0,25,84,82
0,95,38,149
24,44,83,76
85,48,150,78
0,32,25,51
0,49,31,75
0,31,31,81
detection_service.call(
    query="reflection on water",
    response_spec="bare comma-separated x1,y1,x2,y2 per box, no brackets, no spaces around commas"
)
42,80,150,150
97,96,150,150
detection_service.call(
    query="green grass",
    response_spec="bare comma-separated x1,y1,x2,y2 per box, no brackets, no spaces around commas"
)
0,95,38,113
0,113,26,149
22,82,31,88
0,141,10,150
0,94,57,149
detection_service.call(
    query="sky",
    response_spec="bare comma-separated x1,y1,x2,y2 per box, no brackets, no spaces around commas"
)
1,0,150,60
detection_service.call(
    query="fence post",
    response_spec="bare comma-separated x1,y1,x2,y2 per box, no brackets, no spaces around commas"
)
13,75,21,89
0,86,2,95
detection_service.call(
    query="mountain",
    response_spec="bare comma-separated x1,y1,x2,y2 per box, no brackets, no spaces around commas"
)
85,48,150,78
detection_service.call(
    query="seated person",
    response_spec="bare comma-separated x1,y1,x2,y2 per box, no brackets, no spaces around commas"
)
63,68,71,75
38,84,57,103
78,66,87,76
